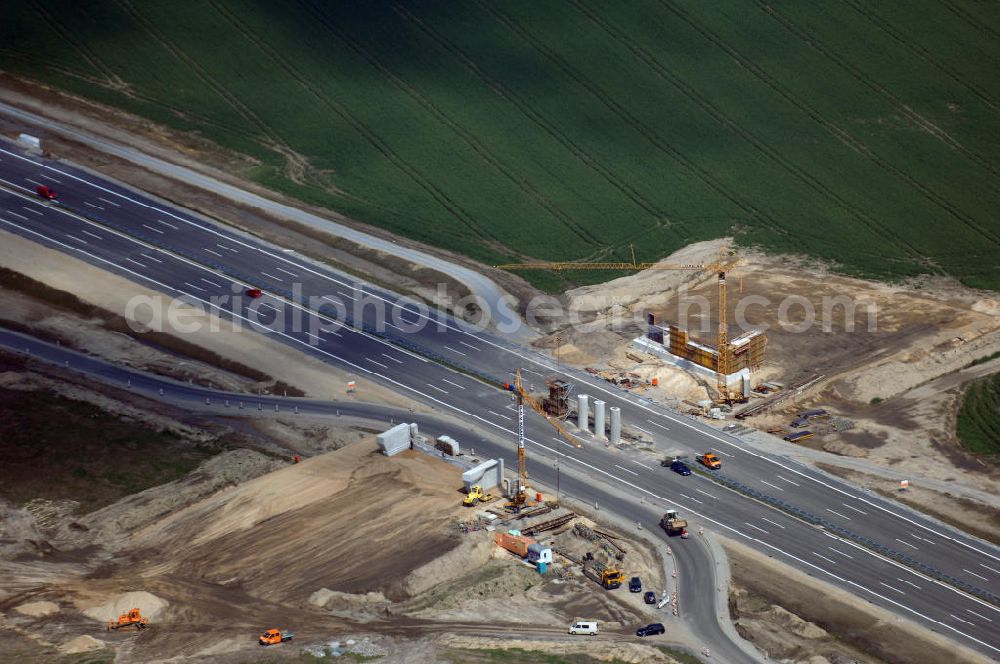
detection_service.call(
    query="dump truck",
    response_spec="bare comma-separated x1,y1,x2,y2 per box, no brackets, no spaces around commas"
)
661,510,688,538
463,485,494,506
696,453,721,470
107,607,149,631
584,561,624,589
259,629,294,646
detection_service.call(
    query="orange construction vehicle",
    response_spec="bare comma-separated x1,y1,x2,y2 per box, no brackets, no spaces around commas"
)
696,453,721,470
107,607,149,631
259,628,295,646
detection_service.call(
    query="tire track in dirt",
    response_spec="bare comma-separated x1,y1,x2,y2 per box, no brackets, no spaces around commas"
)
754,2,1000,246
474,0,787,244
113,0,289,155
842,0,1000,115
654,0,948,263
568,0,924,267
392,2,689,249
296,0,601,251
205,0,499,246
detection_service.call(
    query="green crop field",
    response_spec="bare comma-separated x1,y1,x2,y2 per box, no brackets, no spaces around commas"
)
1,1,999,292
957,371,1000,457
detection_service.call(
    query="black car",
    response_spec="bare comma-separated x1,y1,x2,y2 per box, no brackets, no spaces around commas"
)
636,623,666,637
629,576,641,593
644,591,656,605
670,459,692,476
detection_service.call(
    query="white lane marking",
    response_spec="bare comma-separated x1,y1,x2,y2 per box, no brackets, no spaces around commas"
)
744,522,769,534
97,197,120,207
879,582,905,595
963,568,990,582
261,271,283,282
762,517,786,530
967,609,992,622
40,173,61,184
336,290,355,300
84,201,103,210
522,368,544,377
12,216,1000,654
710,447,733,457
632,460,653,470
614,464,638,476
841,502,868,515
380,353,403,364
200,277,222,288
898,578,922,590
321,295,342,304
6,210,27,220
895,538,919,550
442,378,466,390
828,546,853,559
813,552,838,565
775,474,800,486
910,533,935,544
760,480,784,492
981,564,1000,574
950,613,975,626
141,223,164,234
24,177,43,186
459,340,481,351
633,425,653,436
443,345,467,356
125,258,146,268
216,243,238,252
363,357,388,369
488,410,511,421
140,253,162,263
319,327,341,338
152,218,178,230
1,179,992,622
256,302,276,313
203,247,222,257
22,206,43,216
695,488,717,499
183,282,205,292
81,229,103,240
646,419,670,431
304,331,322,342
385,321,404,331
679,493,703,504
826,508,851,520
426,383,449,394
65,234,87,244
276,266,298,277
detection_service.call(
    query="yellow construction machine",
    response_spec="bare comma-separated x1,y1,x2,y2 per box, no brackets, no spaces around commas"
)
463,485,494,506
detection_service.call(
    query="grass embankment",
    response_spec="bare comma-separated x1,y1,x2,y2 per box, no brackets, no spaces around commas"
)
1,1,998,291
0,378,214,512
957,371,1000,457
0,266,304,395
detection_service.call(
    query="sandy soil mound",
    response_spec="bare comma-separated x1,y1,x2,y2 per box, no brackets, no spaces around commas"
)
14,600,59,617
82,590,169,623
125,442,465,603
61,634,105,654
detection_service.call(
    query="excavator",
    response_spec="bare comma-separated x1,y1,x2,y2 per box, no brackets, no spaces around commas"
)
107,607,149,631
463,485,494,506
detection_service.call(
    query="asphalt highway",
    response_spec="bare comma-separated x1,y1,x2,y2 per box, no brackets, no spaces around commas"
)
1,141,998,658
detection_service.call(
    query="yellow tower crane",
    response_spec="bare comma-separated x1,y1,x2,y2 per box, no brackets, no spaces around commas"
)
503,369,580,510
496,247,741,402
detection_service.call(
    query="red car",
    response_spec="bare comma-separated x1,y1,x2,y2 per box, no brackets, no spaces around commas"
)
36,185,57,200
246,288,263,299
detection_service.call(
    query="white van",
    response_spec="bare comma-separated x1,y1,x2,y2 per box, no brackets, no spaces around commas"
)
569,621,599,635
